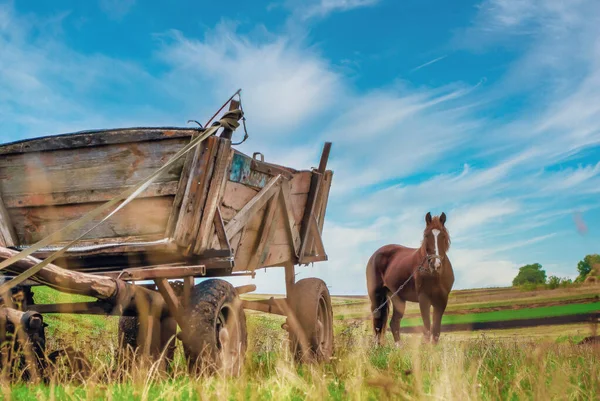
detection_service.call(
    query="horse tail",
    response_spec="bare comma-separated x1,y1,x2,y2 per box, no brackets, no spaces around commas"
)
366,252,389,339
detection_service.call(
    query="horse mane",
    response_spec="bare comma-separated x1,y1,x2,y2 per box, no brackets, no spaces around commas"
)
420,216,451,253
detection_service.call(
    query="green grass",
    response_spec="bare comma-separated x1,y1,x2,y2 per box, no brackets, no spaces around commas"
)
1,318,598,401
2,285,595,400
398,302,600,327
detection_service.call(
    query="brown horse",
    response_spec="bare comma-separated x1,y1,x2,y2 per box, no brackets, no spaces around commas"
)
366,212,454,345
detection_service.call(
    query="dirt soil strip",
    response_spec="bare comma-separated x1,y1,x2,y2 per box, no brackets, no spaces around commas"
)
398,312,600,333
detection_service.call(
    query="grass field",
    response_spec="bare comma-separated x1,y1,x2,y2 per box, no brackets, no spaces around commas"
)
0,284,597,400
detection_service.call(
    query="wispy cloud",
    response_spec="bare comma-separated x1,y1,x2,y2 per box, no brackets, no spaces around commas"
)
99,0,136,20
156,23,341,150
410,55,448,72
300,0,379,19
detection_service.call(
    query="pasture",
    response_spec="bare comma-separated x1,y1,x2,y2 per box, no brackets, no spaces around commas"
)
2,284,598,400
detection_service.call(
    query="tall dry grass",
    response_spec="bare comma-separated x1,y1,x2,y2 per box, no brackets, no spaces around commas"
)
0,316,597,400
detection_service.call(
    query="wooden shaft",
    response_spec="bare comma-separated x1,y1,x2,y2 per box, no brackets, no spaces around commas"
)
0,246,166,315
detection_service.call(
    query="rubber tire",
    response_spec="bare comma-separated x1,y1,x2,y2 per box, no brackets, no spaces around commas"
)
288,278,334,363
117,315,177,364
182,279,247,376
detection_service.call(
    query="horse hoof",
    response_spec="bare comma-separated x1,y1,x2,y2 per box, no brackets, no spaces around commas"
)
394,341,402,348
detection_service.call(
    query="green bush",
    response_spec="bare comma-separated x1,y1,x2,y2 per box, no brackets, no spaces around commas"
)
547,276,561,290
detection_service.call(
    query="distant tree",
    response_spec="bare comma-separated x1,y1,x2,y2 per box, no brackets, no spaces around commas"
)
560,278,573,288
512,263,547,286
547,275,561,290
575,254,600,282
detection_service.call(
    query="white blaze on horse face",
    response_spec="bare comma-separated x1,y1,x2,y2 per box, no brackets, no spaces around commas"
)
432,229,441,269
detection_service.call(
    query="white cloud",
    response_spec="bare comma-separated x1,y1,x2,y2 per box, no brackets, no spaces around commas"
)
157,24,341,142
448,200,520,241
99,0,136,20
301,0,379,20
410,55,448,73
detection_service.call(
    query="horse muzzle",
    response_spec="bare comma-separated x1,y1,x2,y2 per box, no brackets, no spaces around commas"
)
427,254,443,271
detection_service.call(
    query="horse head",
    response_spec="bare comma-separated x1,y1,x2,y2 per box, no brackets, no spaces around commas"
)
422,212,451,272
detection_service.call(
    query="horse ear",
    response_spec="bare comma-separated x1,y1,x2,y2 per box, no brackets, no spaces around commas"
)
425,212,432,225
440,212,446,225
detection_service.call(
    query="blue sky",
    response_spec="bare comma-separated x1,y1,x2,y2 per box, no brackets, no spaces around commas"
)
1,0,599,294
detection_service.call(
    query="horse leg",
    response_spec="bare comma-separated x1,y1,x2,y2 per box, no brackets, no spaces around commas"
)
389,297,406,347
418,293,432,343
431,297,448,344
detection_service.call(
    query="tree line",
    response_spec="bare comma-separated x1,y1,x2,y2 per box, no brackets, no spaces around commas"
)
512,254,600,289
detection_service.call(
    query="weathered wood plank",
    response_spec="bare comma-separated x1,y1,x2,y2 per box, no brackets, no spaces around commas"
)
173,138,217,247
298,173,322,261
118,265,206,281
0,128,198,155
229,152,271,189
248,195,280,272
0,139,187,198
221,181,259,214
154,278,186,330
298,143,331,263
289,171,312,195
213,207,230,250
0,191,18,247
183,276,194,309
250,159,294,180
224,175,283,240
166,132,199,238
317,170,333,234
279,179,301,255
309,215,326,258
261,243,293,268
183,136,220,254
9,197,173,244
193,139,232,254
29,235,175,259
233,203,293,272
3,182,178,209
306,170,333,256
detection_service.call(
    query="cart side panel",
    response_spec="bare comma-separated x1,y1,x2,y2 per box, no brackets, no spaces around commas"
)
8,197,173,243
220,169,312,272
0,137,188,246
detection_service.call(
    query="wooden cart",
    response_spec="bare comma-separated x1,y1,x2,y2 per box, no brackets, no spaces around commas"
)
0,96,334,377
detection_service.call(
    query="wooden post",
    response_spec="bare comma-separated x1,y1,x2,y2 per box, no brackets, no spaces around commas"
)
193,139,232,254
154,278,186,333
173,138,218,247
298,142,331,263
284,262,295,300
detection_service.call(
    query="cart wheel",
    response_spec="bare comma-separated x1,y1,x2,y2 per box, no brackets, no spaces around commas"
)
117,315,177,365
288,278,334,363
181,279,247,376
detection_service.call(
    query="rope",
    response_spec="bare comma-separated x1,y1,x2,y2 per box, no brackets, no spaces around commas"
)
232,91,249,146
370,271,416,316
369,254,429,317
0,94,244,293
